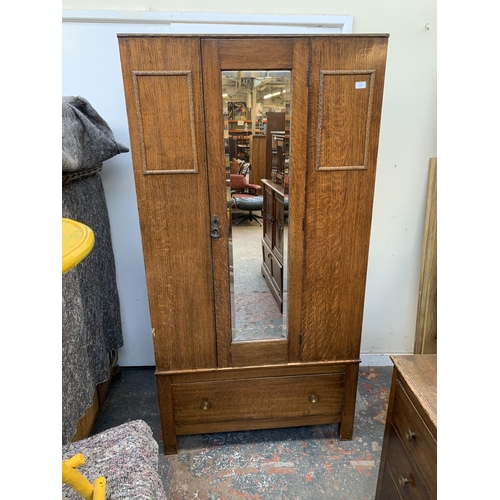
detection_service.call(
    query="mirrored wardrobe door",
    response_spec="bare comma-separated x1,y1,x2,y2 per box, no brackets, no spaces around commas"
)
201,37,310,368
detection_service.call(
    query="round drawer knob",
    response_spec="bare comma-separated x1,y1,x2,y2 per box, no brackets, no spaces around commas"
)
201,401,211,411
309,394,318,403
404,428,416,442
398,475,410,488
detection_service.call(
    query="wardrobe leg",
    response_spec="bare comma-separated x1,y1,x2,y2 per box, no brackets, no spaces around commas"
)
339,362,359,441
156,374,178,455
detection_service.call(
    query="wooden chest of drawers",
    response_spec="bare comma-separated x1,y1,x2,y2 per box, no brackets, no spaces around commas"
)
375,355,437,499
261,179,287,311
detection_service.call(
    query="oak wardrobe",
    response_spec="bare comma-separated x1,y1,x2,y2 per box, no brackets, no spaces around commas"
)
118,34,389,454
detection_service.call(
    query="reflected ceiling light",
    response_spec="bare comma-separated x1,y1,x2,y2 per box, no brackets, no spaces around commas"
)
263,90,284,99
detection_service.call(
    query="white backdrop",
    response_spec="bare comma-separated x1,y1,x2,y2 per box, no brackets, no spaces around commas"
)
62,8,435,366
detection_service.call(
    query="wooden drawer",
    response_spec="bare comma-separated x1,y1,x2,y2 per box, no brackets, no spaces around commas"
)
172,373,345,429
262,238,283,303
392,380,437,496
377,465,404,500
263,185,273,247
385,426,431,500
271,253,283,296
273,193,285,262
262,238,273,275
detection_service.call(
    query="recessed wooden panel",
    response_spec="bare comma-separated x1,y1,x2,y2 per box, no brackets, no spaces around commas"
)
217,38,294,69
316,71,374,170
133,71,198,174
231,339,288,367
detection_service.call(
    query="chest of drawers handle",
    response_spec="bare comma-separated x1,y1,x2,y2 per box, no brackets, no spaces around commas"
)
309,394,318,403
201,401,211,411
398,475,411,488
404,427,416,441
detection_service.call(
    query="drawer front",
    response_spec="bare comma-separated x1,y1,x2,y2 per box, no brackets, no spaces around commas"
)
271,253,283,296
385,425,432,500
377,465,404,500
273,194,285,262
263,185,273,247
172,373,345,426
392,380,437,495
262,239,273,275
262,238,283,298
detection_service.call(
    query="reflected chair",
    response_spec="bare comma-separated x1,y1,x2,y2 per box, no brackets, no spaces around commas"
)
239,162,251,176
230,174,263,226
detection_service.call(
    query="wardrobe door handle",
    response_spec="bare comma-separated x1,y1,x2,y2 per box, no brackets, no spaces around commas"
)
210,215,220,241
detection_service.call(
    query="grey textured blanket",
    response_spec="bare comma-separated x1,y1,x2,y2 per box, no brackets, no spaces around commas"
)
62,96,126,444
62,174,124,444
62,96,129,172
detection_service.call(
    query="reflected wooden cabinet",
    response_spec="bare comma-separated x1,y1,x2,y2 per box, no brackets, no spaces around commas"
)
249,135,266,193
265,112,286,179
262,179,287,311
118,34,389,454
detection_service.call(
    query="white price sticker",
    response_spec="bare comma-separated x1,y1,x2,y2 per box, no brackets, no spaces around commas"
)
355,81,367,89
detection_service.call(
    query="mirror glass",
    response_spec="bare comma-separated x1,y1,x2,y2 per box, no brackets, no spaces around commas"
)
222,70,291,342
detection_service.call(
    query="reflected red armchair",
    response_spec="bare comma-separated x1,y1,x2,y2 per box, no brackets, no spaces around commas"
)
229,174,263,226
229,174,261,195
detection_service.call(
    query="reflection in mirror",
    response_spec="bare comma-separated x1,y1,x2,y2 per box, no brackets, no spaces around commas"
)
222,70,291,343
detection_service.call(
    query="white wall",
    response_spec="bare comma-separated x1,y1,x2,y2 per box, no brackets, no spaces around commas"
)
62,0,437,366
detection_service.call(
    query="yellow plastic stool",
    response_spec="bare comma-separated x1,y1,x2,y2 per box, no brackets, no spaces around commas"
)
62,454,106,500
62,220,102,497
62,218,95,274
